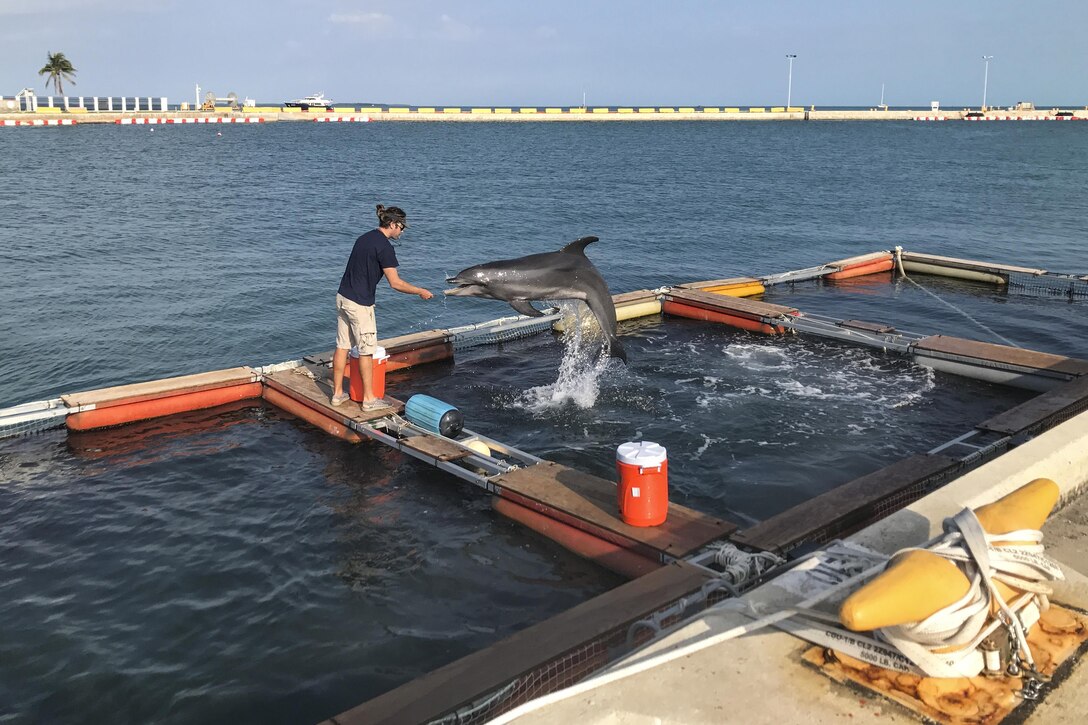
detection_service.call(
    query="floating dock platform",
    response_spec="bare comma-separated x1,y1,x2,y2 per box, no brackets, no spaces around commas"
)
4,247,1088,723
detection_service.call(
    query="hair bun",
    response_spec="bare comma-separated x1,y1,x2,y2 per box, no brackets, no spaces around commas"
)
375,204,385,218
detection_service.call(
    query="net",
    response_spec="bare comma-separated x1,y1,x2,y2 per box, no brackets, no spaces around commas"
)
0,400,69,439
427,584,731,725
1008,271,1088,301
449,313,562,351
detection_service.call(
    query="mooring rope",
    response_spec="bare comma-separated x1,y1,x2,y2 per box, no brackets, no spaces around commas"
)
893,246,1021,349
876,507,1062,678
486,505,1064,723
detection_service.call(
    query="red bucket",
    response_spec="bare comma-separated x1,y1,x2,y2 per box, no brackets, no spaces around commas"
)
345,346,389,401
616,441,668,527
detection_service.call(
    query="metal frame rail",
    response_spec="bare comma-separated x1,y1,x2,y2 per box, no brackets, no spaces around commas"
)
782,312,927,353
350,413,544,492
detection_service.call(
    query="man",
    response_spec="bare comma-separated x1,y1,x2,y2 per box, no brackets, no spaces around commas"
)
330,204,433,410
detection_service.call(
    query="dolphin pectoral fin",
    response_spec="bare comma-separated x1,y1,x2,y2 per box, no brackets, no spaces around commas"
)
560,236,600,256
509,300,545,317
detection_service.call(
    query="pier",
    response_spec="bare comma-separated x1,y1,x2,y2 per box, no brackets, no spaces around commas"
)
3,106,1087,127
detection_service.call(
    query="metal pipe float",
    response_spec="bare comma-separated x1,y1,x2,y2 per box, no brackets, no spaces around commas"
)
261,386,363,442
826,252,895,280
677,277,765,297
826,259,894,280
491,496,662,579
385,342,454,372
662,300,787,334
705,283,766,297
66,382,263,431
902,261,1006,285
616,300,663,321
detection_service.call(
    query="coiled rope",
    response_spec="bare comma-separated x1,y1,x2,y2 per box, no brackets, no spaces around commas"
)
876,507,1063,678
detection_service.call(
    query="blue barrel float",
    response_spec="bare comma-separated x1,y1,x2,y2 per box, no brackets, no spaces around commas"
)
405,394,464,438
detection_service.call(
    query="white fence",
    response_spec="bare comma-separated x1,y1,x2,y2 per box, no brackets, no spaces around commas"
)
2,96,169,112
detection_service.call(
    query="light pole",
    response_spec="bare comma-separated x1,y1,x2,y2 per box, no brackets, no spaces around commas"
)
786,54,797,108
981,55,993,111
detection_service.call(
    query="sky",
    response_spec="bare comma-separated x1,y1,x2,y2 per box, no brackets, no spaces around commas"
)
2,0,1085,107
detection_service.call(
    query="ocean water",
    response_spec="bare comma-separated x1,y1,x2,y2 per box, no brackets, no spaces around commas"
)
1,120,1086,724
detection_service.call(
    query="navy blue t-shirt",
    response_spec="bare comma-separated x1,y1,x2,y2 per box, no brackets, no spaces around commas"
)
337,228,399,306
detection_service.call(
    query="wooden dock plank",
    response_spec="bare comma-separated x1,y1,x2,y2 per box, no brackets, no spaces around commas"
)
304,330,450,365
676,277,762,290
264,369,404,425
827,251,892,268
399,435,472,462
914,335,1088,376
901,252,1046,276
62,367,257,408
664,288,798,318
327,561,712,725
495,461,735,558
613,289,658,305
731,453,961,553
977,375,1088,436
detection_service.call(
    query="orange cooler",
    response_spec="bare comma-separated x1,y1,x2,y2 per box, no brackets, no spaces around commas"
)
346,345,390,401
616,441,669,527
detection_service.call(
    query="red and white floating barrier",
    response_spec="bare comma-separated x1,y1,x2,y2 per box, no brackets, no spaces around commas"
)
962,115,1082,122
313,116,370,123
1,118,78,126
114,117,265,125
914,116,949,121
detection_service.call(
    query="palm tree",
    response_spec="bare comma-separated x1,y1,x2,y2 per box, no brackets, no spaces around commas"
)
38,52,77,95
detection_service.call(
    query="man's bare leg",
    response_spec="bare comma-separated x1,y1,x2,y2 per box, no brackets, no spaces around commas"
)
359,354,376,402
331,348,350,397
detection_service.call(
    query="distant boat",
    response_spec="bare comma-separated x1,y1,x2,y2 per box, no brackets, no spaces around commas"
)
284,93,333,110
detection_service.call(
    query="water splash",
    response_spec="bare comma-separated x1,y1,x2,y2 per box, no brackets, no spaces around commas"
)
519,302,612,411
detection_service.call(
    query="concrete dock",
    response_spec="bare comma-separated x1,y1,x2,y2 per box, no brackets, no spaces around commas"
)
503,409,1088,724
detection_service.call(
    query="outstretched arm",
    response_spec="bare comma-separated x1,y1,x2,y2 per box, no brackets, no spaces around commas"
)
384,267,433,300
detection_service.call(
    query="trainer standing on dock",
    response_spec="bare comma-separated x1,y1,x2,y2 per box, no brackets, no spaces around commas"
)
331,204,433,410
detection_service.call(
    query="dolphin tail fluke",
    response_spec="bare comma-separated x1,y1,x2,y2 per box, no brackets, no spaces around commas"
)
608,336,628,364
561,236,600,255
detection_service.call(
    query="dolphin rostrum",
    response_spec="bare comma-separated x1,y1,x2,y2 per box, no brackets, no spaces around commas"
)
444,236,627,363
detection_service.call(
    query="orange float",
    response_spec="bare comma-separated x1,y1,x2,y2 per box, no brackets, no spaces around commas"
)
386,342,454,372
492,497,661,579
827,257,895,280
66,382,263,431
261,387,363,443
662,300,786,334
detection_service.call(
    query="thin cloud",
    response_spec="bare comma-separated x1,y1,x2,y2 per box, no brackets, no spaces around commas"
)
438,14,479,42
328,11,392,27
0,0,165,14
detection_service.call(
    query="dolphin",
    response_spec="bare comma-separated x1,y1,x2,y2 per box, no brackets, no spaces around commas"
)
445,236,627,363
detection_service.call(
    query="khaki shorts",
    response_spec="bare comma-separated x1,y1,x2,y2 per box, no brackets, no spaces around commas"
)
336,293,377,355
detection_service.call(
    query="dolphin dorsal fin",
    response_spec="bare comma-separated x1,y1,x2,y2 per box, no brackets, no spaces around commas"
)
561,236,599,255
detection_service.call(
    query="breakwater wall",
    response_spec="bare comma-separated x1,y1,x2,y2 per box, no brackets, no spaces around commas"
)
4,107,1087,125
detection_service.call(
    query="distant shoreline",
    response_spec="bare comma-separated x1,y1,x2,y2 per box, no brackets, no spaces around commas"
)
3,106,1087,125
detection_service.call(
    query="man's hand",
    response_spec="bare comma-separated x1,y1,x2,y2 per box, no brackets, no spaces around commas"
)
419,289,434,300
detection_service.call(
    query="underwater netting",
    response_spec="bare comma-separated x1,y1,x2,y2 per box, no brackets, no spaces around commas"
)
785,461,969,556
0,400,68,438
1007,271,1088,301
447,313,562,351
427,586,733,724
